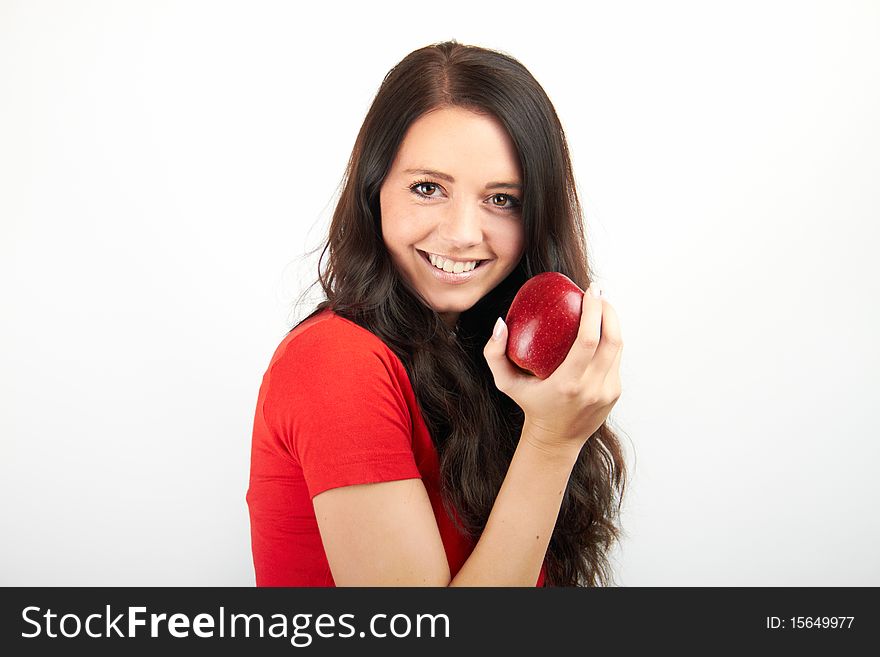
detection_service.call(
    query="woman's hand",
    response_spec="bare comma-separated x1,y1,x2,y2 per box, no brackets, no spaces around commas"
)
484,282,623,453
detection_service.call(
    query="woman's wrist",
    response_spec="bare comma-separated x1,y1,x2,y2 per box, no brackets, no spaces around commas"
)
521,418,587,462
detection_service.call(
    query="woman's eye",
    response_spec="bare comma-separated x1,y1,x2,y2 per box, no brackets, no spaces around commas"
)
413,182,440,197
491,194,521,209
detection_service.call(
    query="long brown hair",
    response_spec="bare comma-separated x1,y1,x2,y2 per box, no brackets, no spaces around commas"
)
291,40,628,586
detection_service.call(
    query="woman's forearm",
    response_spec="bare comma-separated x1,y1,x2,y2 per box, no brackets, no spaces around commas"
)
448,421,584,586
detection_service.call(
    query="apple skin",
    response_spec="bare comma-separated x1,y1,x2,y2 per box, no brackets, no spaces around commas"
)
504,272,585,379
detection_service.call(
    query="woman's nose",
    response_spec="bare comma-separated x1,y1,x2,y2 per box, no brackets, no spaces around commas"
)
437,201,482,248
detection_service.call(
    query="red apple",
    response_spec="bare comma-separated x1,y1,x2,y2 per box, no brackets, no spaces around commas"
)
504,272,585,379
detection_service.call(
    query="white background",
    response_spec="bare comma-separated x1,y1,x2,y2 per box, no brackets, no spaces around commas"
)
2,0,878,585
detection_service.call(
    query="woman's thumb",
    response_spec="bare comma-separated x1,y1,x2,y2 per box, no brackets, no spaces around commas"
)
483,317,520,393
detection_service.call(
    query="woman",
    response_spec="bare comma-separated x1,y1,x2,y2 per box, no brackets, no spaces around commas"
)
246,40,627,587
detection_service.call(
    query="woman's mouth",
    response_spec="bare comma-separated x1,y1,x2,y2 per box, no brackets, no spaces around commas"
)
417,250,490,285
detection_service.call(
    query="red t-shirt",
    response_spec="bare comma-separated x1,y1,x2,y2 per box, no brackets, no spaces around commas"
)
246,309,547,586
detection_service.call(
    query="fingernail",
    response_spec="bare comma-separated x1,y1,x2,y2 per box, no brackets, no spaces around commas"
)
589,283,602,299
493,317,506,341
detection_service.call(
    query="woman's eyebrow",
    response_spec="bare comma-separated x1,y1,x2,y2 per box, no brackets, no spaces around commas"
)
403,167,522,191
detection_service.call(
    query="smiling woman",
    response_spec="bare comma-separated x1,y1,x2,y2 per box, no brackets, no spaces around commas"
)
246,40,627,587
380,107,527,329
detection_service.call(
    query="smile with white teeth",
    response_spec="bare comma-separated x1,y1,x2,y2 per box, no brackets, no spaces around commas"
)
427,252,482,274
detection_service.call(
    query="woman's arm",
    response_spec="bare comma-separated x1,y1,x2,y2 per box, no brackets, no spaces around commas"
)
312,477,452,587
312,419,580,587
449,421,581,586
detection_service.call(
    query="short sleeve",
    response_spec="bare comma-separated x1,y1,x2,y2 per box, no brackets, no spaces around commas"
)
261,320,421,499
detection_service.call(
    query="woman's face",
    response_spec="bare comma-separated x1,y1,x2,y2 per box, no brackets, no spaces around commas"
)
379,106,527,330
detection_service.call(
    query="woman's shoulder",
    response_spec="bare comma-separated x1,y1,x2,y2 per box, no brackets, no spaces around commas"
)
267,308,401,376
261,310,414,427
259,309,419,471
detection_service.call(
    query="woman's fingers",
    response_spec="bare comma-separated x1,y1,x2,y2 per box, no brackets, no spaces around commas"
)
602,341,623,399
583,298,622,389
550,284,605,384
